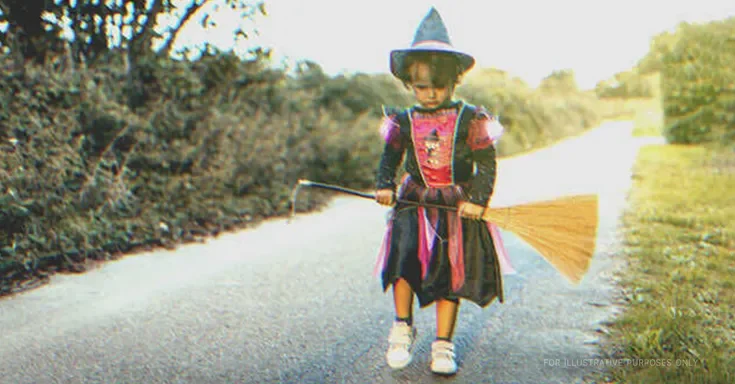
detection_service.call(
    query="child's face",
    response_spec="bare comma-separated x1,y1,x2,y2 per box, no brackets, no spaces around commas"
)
408,62,452,109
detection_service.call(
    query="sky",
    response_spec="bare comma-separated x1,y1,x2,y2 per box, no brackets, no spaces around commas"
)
176,0,735,90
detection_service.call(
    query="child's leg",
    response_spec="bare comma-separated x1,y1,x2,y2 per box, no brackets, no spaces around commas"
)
393,278,414,323
431,298,459,375
435,298,459,340
386,278,417,369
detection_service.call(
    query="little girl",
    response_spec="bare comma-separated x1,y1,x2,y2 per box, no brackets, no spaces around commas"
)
373,7,508,376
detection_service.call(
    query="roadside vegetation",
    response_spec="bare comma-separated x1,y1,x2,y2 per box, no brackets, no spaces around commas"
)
0,1,622,296
593,16,735,384
596,144,734,383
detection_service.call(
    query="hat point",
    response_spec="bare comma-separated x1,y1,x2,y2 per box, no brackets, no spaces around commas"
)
389,6,475,78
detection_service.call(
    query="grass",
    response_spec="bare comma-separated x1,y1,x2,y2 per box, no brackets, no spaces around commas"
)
596,144,735,383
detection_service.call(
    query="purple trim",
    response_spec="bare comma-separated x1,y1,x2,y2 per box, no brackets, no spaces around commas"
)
374,218,393,277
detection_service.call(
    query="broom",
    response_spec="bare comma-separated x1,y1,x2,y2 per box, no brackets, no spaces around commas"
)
290,180,599,284
481,194,599,284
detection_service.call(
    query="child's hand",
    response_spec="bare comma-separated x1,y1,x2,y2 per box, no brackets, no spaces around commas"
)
376,189,395,206
458,201,485,220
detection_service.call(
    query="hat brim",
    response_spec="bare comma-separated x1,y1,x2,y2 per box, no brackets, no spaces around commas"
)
390,45,475,79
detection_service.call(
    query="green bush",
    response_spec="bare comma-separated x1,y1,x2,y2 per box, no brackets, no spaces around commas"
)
657,18,735,145
0,53,381,281
596,70,656,99
458,68,601,156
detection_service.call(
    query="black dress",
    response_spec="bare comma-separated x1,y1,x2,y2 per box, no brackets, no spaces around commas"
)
375,100,505,308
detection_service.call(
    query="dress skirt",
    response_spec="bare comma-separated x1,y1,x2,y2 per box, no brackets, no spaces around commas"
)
376,176,504,308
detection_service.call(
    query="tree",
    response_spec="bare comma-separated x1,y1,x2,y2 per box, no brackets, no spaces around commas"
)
659,18,735,145
0,0,267,67
0,0,63,64
595,70,654,99
538,69,578,93
636,30,680,75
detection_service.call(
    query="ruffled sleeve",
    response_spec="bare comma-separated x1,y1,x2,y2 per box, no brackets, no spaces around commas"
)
379,107,403,150
375,106,406,191
466,107,504,150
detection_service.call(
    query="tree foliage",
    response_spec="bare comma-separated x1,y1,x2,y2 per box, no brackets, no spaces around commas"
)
0,0,265,68
656,18,735,145
538,69,579,93
457,68,601,155
595,70,655,99
636,30,680,75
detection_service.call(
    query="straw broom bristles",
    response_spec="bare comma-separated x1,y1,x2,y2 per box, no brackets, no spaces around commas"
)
482,194,599,284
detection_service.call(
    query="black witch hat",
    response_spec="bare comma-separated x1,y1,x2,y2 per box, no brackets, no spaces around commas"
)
389,7,475,78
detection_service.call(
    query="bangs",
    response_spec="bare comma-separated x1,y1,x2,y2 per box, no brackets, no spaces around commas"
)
400,52,461,88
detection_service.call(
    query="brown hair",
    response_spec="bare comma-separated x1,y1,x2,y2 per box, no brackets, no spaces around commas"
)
397,51,462,89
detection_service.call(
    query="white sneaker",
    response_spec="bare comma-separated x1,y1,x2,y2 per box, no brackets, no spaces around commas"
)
385,321,416,369
431,340,457,375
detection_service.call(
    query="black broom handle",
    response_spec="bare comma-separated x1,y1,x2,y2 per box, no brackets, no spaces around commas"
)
297,179,459,211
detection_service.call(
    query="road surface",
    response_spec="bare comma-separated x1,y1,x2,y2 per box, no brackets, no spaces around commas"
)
0,121,664,384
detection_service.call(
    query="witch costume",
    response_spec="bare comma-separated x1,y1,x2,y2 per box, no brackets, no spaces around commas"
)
373,8,514,309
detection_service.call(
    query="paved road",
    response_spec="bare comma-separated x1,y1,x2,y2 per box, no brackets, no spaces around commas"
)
0,121,664,384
